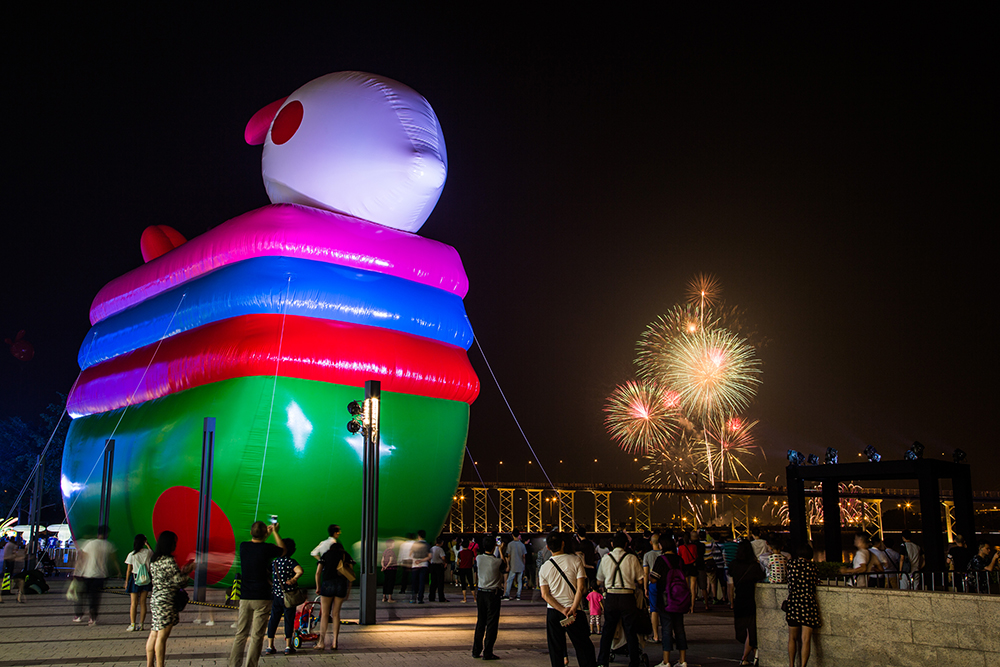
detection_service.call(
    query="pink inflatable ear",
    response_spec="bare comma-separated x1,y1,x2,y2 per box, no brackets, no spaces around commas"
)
244,97,288,145
141,225,187,263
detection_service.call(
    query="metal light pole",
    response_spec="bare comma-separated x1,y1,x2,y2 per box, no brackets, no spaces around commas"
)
193,418,215,603
359,381,381,626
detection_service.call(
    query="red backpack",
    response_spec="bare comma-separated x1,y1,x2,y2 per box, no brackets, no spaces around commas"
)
661,554,691,614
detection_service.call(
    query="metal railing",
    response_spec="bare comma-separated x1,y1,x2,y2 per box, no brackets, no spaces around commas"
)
819,571,999,595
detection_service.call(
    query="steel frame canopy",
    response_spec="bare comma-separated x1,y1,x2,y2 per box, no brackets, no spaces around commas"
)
786,458,974,572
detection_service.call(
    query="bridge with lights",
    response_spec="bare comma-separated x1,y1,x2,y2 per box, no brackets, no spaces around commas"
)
445,479,1000,544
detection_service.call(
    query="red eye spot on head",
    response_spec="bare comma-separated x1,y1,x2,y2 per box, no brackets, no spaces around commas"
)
270,100,303,145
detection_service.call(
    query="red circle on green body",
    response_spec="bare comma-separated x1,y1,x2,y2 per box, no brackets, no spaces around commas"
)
152,486,236,585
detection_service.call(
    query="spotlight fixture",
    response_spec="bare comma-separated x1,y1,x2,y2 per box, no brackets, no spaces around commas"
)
787,449,805,466
346,399,365,434
807,454,821,466
863,445,881,463
953,449,967,464
904,441,925,461
825,448,839,465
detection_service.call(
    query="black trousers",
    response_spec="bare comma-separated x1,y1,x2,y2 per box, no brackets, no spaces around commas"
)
382,567,397,596
473,589,502,657
411,567,428,602
429,563,446,601
546,608,597,667
398,566,410,593
597,593,640,666
74,577,105,620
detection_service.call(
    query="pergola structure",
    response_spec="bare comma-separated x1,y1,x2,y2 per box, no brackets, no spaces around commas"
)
786,458,975,571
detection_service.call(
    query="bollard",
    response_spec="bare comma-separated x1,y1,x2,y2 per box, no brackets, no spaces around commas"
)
226,574,241,606
1,572,10,592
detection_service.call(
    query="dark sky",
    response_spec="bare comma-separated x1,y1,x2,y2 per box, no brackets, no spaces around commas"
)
4,8,996,491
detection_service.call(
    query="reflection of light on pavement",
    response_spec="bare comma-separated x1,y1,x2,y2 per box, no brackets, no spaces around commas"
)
61,474,85,497
285,401,313,452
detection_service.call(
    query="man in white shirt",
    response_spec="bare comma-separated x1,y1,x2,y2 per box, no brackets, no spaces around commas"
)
539,532,596,667
410,530,431,603
310,524,339,561
397,533,415,594
73,525,120,625
596,534,644,667
428,536,449,602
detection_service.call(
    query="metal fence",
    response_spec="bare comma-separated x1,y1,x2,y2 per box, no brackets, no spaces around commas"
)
819,571,999,595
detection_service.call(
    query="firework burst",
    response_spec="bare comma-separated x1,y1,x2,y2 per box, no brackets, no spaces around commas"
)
604,380,677,455
687,272,721,309
699,417,762,481
635,304,720,380
658,327,761,420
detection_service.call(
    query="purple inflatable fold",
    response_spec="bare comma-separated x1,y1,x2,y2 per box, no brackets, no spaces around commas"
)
89,203,469,325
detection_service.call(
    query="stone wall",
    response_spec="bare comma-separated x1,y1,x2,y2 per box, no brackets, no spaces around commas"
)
755,582,1000,667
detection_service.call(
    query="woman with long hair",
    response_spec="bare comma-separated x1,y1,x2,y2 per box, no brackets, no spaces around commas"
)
677,532,699,613
314,537,354,650
124,534,153,631
145,531,195,667
730,539,765,666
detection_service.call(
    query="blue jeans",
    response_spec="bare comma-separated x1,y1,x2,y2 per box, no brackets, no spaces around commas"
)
411,567,428,602
660,612,687,651
505,570,524,598
266,595,294,639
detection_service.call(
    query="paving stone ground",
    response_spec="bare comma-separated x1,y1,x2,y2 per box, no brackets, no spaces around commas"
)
0,579,749,666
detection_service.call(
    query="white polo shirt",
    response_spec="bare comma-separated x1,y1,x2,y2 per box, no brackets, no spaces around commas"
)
539,553,587,609
596,548,644,592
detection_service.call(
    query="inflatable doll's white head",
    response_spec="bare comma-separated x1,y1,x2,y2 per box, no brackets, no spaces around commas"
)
245,71,447,234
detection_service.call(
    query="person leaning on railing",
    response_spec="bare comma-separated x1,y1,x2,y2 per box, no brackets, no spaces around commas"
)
966,541,999,594
840,533,883,587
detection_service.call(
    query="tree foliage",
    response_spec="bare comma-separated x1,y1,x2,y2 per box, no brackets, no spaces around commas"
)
0,394,69,523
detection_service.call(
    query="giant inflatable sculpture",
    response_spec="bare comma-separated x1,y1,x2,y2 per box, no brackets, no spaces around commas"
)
61,72,479,585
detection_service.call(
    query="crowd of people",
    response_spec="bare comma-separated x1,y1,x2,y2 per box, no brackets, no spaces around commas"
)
6,520,999,667
450,527,823,667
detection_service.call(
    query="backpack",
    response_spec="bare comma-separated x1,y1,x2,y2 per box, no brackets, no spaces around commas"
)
134,561,151,587
660,555,691,614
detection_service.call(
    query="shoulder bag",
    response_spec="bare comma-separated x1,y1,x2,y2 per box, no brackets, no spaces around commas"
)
174,587,189,613
284,587,308,608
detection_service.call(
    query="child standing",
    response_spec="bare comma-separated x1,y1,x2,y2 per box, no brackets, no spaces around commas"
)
586,585,604,635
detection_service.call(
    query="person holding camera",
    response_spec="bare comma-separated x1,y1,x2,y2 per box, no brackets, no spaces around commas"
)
228,520,285,667
539,532,596,667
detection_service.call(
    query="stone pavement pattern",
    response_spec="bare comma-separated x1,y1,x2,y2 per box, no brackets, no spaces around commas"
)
0,580,747,666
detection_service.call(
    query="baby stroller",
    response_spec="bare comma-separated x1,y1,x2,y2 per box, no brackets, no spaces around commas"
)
290,596,322,649
608,588,651,666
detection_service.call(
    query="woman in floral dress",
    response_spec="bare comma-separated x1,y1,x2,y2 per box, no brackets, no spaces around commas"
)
785,543,821,667
145,531,195,667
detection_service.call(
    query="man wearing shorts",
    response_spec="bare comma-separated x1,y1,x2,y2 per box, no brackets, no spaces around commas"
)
641,532,663,643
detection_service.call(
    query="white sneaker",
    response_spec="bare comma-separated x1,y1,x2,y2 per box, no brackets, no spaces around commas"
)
205,620,215,626
125,624,135,631
676,662,688,667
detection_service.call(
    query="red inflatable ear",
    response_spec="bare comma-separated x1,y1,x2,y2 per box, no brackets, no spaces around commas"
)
244,96,288,145
140,225,187,263
6,330,34,361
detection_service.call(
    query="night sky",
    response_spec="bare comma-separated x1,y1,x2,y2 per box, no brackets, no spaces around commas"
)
4,8,996,493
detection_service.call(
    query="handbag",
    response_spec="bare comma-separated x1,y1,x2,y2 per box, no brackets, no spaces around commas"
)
337,560,356,582
174,587,189,613
781,598,789,612
284,587,308,608
66,578,83,602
